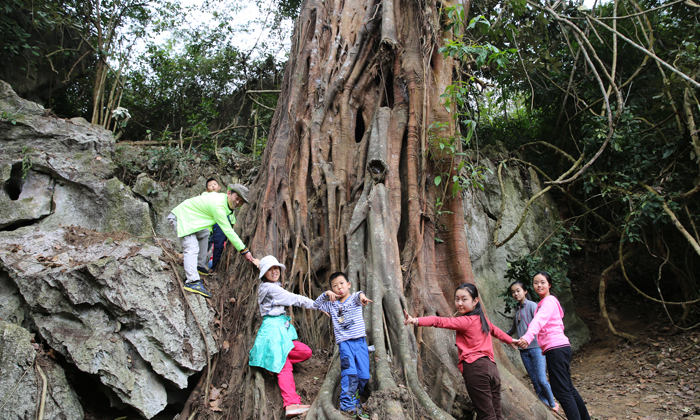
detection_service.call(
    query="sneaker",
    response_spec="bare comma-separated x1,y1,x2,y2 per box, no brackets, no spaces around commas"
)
197,266,211,276
183,281,212,298
285,404,311,418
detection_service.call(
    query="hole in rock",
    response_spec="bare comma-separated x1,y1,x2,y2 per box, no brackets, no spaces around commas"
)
61,354,197,420
4,162,25,200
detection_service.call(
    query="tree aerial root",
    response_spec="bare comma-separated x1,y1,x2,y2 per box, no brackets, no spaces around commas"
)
598,251,636,341
35,362,47,420
179,363,208,419
313,355,345,420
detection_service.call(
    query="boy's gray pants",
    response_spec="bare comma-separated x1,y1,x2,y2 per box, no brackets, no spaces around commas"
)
167,213,209,283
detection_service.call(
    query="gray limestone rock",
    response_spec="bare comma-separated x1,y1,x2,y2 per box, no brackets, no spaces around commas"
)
0,321,83,420
0,227,216,418
463,150,590,369
0,81,218,418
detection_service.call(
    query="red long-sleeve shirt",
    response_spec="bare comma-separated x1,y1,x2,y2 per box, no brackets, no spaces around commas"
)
418,315,512,372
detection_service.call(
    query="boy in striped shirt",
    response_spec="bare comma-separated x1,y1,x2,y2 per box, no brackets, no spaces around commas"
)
314,272,372,416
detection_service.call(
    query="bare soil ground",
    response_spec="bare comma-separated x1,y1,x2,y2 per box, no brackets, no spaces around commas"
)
568,260,700,420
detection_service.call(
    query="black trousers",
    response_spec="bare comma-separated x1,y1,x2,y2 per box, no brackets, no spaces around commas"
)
545,346,590,420
209,223,227,269
462,357,503,420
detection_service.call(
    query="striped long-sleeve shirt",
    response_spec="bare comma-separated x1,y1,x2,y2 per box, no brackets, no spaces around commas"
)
314,292,366,343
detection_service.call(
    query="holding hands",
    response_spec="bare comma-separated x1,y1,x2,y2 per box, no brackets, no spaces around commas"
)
514,338,528,349
403,309,419,326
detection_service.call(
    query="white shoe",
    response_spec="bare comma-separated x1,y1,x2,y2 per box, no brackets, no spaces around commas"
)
285,404,311,418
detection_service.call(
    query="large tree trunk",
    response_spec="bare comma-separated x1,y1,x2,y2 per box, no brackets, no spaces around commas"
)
210,0,559,418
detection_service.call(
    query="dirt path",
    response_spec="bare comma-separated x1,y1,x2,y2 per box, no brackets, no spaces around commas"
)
572,330,700,420
568,261,700,420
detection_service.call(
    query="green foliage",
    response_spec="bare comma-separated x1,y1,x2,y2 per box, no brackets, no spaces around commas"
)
427,122,492,204
120,24,283,154
0,0,74,60
1,111,17,124
500,223,581,313
454,0,700,313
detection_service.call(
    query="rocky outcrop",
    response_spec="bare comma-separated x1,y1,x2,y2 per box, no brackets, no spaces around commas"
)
0,321,83,420
464,148,590,367
0,80,217,418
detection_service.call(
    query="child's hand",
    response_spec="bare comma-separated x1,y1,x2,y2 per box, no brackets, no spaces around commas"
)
359,293,373,306
325,291,340,301
320,310,331,318
403,309,419,326
252,258,260,268
514,338,528,349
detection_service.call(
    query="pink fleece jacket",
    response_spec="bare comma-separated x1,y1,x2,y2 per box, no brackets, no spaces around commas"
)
520,295,570,353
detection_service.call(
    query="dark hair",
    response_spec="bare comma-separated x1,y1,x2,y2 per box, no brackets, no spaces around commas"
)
508,281,531,300
534,271,553,287
456,283,490,334
329,272,347,287
206,178,218,188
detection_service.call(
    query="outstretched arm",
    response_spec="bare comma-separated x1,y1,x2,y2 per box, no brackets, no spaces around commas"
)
403,309,419,325
268,286,316,310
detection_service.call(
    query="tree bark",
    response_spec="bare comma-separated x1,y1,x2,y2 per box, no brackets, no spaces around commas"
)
211,0,560,418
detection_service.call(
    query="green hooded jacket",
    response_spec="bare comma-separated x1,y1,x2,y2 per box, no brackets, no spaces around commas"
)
170,192,246,252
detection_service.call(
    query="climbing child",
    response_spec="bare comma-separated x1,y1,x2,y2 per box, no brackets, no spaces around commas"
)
248,255,318,418
202,178,228,271
314,272,372,416
506,281,558,413
514,271,591,420
403,283,517,420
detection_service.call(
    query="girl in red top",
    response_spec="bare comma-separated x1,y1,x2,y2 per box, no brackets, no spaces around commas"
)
404,283,517,420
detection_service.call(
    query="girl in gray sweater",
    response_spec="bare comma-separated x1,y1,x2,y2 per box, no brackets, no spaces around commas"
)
507,281,559,413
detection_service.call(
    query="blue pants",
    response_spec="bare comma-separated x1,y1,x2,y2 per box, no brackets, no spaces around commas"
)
209,224,227,269
338,337,370,411
520,347,556,408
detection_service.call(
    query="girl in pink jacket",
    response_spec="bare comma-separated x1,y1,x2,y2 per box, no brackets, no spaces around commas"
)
515,271,590,420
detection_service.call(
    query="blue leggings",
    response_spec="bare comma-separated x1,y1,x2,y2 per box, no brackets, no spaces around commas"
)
338,337,370,411
520,347,556,407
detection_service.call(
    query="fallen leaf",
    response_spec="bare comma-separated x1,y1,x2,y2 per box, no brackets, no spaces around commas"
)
222,341,230,351
210,387,221,401
209,400,223,412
